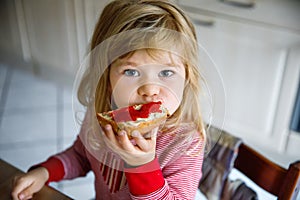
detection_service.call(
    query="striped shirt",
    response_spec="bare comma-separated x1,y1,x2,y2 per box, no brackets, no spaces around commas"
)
39,114,204,200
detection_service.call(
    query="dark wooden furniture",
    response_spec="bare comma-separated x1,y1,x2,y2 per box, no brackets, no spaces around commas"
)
0,159,72,200
234,143,300,200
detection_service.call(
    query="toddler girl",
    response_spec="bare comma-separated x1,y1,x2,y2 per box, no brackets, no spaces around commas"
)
12,0,206,199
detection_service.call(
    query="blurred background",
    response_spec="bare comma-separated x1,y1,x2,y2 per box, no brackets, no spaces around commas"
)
0,0,299,199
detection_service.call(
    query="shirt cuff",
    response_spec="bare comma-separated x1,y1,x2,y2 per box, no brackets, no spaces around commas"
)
29,157,65,184
124,157,165,195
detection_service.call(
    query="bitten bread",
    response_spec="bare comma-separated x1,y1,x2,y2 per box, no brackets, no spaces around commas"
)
96,102,169,138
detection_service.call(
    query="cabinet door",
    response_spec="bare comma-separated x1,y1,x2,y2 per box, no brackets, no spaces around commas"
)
74,0,109,63
192,15,300,152
13,0,108,83
178,0,300,33
18,0,78,80
0,0,33,71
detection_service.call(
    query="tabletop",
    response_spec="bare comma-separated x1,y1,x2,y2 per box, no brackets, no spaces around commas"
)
0,159,72,200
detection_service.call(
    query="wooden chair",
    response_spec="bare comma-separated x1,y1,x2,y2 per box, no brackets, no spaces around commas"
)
234,143,300,200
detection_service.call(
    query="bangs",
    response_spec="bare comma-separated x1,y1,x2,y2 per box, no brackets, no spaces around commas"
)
107,28,195,65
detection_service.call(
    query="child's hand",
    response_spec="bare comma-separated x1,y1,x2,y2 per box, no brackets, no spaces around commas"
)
102,124,158,167
11,167,49,200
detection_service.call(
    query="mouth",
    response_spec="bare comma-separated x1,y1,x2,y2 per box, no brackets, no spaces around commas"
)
133,100,164,106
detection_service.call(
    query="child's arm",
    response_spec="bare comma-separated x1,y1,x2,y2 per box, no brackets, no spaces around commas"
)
11,135,91,200
102,124,204,199
33,136,91,182
11,167,49,200
125,141,204,199
11,113,92,200
11,135,90,200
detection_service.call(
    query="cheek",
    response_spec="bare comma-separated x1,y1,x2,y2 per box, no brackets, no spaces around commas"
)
110,70,128,107
166,97,181,115
110,77,136,108
162,79,185,115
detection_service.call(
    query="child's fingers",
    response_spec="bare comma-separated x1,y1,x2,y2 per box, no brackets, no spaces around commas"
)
12,186,32,200
132,131,149,151
11,176,31,200
18,185,36,200
24,195,33,200
12,167,48,200
150,127,159,140
102,125,132,152
102,124,119,145
117,130,135,150
132,130,157,151
141,127,159,140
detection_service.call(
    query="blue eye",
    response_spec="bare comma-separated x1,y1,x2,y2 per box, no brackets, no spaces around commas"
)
124,69,140,77
159,70,174,77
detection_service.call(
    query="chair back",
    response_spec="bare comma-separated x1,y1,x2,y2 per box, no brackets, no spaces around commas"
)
199,126,300,200
235,143,300,200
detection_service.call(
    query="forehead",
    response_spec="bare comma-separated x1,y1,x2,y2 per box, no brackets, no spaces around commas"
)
117,49,184,66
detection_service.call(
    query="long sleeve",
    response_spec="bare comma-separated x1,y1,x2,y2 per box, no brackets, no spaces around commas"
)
54,136,92,180
29,157,65,183
31,136,91,183
31,110,93,182
124,157,165,195
127,134,204,199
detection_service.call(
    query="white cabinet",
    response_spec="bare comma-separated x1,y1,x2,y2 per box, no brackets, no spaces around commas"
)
0,0,30,70
1,0,109,85
178,0,300,165
21,0,78,78
177,0,300,33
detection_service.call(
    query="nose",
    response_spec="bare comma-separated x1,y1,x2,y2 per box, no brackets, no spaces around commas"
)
138,84,160,99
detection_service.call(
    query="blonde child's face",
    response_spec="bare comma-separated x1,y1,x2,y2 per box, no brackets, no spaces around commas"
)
109,49,186,115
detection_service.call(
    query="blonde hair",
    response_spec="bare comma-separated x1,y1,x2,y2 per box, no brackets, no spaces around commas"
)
77,0,205,142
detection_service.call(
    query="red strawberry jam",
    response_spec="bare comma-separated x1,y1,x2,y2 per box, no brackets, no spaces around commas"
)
112,102,162,122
